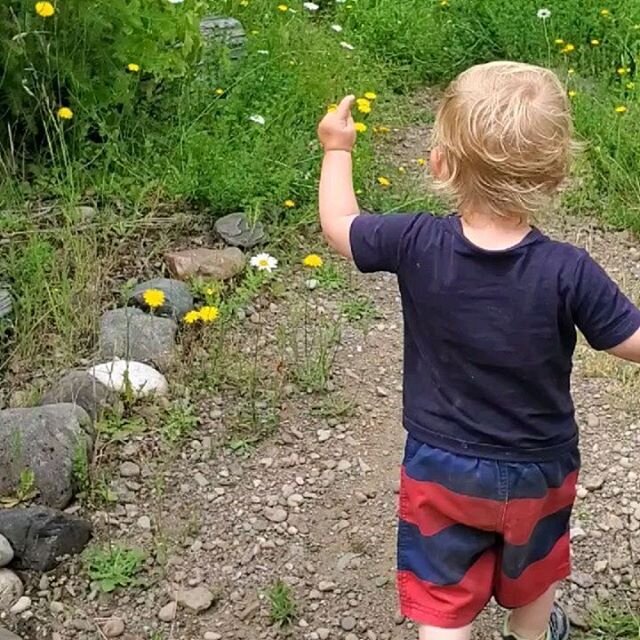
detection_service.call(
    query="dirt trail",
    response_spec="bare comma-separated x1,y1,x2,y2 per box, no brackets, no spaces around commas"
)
9,106,640,640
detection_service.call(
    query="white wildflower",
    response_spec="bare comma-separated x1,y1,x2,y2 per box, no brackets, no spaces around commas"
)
303,2,320,10
537,8,551,19
340,41,355,50
249,115,266,125
250,253,278,273
331,24,343,32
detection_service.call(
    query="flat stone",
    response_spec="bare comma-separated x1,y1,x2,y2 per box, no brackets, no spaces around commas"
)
0,405,93,509
264,507,288,523
200,16,247,61
102,618,125,638
9,596,30,614
99,308,177,371
130,278,194,320
165,247,245,281
0,535,13,568
584,474,605,491
40,370,118,422
158,601,177,622
214,213,266,248
340,616,356,632
176,586,215,613
89,360,168,398
0,507,91,571
570,570,594,589
0,569,23,611
119,462,140,478
204,633,222,640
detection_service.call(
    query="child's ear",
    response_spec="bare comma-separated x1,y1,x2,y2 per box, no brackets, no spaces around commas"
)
429,147,448,180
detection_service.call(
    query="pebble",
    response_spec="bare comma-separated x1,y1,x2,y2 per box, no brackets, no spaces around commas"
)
137,516,152,530
318,581,336,592
584,475,605,491
340,616,356,631
586,414,599,428
177,586,215,612
0,570,22,614
9,596,31,614
0,535,14,568
317,429,332,442
50,601,64,614
264,506,288,523
119,461,141,478
103,617,126,637
204,633,222,640
570,571,594,589
594,560,608,573
159,601,177,622
576,487,588,499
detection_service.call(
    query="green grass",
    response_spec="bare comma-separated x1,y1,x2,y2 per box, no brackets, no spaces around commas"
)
584,605,640,639
83,544,146,593
266,580,296,627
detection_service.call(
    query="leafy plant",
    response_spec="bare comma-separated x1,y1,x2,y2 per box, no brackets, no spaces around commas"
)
84,544,145,593
267,580,296,627
162,401,199,444
586,604,640,639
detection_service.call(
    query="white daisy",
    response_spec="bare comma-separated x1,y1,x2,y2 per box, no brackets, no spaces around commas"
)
303,1,320,9
331,24,343,32
167,0,184,3
537,8,551,19
249,115,266,125
340,41,355,50
250,253,278,273
257,49,270,55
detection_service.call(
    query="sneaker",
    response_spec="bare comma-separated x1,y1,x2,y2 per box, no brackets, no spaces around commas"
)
503,602,570,640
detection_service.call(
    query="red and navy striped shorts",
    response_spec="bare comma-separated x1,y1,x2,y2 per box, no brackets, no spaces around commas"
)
397,436,579,628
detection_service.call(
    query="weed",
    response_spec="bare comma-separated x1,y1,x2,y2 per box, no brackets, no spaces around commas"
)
341,295,379,325
84,544,145,593
97,412,147,444
585,604,640,639
161,401,199,444
228,437,257,458
312,394,357,420
71,439,90,495
267,580,296,627
315,262,348,292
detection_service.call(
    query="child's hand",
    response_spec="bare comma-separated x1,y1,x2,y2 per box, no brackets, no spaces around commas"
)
318,95,356,152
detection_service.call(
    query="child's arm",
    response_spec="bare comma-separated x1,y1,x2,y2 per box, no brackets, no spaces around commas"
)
608,328,640,363
317,96,359,258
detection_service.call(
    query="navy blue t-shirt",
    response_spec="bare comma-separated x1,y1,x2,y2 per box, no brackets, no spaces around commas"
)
350,213,640,462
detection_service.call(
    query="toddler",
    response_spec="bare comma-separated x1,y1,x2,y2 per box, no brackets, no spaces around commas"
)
316,61,640,640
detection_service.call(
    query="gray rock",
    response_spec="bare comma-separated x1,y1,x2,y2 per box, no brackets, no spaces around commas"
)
0,569,23,611
570,570,594,589
40,370,118,422
99,308,177,371
584,474,605,491
0,626,23,640
0,290,12,319
200,16,247,61
165,247,246,281
9,596,31,614
176,586,215,612
264,507,288,523
102,618,125,638
204,633,222,640
158,601,177,622
119,462,140,478
129,278,194,320
0,506,92,571
0,405,93,509
0,535,13,568
214,213,266,249
340,616,356,632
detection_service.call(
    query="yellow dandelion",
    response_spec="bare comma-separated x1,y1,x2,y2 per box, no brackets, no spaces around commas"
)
377,176,391,187
398,167,406,174
615,105,627,113
215,88,225,96
417,158,426,166
277,4,288,11
57,107,74,120
199,306,220,323
327,103,338,113
127,63,140,73
240,0,249,5
617,67,629,76
561,44,575,54
554,39,565,45
626,81,635,90
356,98,372,114
373,125,391,134
284,199,296,208
354,122,367,133
364,91,377,100
35,1,55,17
568,90,577,98
183,310,201,324
591,39,600,46
143,289,166,309
440,0,449,6
600,8,610,17
303,254,324,268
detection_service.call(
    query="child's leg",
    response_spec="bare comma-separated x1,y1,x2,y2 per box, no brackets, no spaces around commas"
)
419,623,473,640
506,582,557,639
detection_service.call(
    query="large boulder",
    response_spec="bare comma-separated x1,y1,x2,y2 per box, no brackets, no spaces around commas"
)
165,247,245,281
129,278,194,320
0,405,93,509
39,370,118,422
0,507,91,572
99,308,177,371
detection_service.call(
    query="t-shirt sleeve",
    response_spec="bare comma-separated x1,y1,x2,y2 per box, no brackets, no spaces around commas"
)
572,250,640,350
349,213,420,274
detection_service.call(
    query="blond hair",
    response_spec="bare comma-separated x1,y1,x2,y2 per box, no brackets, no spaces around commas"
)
432,61,575,220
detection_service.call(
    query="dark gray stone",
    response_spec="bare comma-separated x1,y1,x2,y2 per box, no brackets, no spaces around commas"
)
0,290,11,319
129,278,194,320
40,370,118,422
214,213,266,249
99,308,177,371
0,507,91,571
0,405,93,509
200,16,247,61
